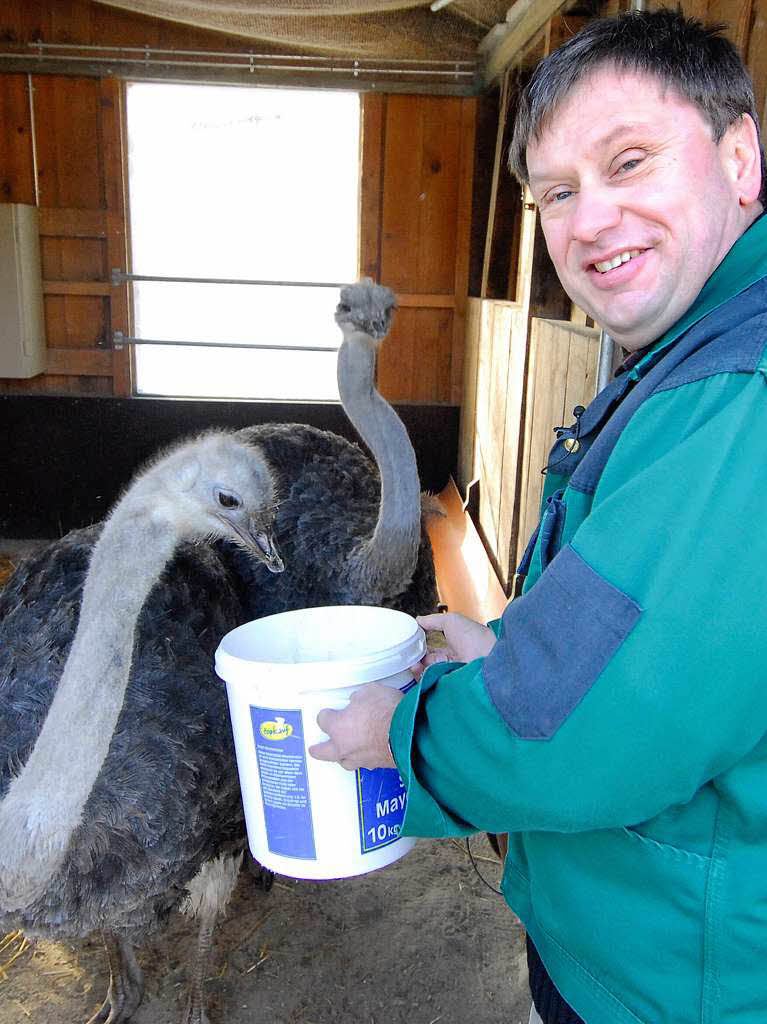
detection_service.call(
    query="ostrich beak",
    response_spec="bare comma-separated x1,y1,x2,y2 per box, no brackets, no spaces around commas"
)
250,525,284,574
222,515,284,574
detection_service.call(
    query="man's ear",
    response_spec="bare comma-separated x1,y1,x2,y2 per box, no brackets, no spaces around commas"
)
721,113,763,207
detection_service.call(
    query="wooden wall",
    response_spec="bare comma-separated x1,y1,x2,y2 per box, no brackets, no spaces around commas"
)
360,93,475,404
0,0,475,405
459,0,767,594
0,73,130,396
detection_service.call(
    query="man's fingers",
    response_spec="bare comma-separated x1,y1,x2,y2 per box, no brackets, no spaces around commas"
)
416,613,447,632
308,738,339,761
316,707,338,732
309,708,340,761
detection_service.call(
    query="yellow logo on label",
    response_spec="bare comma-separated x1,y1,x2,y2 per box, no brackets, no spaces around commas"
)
260,717,293,741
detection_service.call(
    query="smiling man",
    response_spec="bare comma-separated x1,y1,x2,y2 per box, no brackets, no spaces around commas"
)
311,10,767,1024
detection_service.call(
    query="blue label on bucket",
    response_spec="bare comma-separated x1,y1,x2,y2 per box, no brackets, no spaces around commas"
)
356,767,408,854
250,706,316,861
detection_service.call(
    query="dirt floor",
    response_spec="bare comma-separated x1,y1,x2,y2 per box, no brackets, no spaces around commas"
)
1,836,529,1024
0,541,531,1024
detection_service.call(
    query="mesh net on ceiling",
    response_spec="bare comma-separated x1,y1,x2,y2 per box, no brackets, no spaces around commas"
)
91,1,514,61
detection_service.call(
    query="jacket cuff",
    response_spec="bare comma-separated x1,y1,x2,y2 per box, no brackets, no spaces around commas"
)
389,661,463,838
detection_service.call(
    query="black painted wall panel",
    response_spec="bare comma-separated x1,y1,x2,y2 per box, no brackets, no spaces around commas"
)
0,396,459,537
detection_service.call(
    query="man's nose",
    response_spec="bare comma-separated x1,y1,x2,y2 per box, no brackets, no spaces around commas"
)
569,187,621,242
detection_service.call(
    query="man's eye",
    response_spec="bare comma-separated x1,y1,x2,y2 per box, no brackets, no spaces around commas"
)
545,189,573,205
618,158,642,174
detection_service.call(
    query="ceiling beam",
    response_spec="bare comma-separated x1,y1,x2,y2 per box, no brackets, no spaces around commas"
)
481,0,569,86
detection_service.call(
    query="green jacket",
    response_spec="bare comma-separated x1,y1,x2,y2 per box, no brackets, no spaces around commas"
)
390,213,767,1024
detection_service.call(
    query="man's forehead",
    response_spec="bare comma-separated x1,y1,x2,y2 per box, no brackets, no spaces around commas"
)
542,65,670,127
527,68,698,176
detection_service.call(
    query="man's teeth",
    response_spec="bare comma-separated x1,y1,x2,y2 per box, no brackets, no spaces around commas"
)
594,249,641,273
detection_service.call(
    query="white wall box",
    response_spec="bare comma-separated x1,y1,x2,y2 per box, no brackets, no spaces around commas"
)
0,203,45,378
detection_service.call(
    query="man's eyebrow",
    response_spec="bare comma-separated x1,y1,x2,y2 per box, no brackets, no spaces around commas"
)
528,122,652,184
594,123,650,150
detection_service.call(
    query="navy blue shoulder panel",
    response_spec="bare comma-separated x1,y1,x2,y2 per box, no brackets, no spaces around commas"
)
568,275,767,496
653,296,767,393
482,545,642,740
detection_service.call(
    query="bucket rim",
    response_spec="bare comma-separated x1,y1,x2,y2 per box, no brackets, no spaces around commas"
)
214,604,426,688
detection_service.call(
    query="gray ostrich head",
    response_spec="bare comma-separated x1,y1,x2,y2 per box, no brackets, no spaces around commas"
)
137,432,284,573
335,278,397,341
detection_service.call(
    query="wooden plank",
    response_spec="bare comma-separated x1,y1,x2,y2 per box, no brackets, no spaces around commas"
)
396,294,455,308
496,305,529,588
0,373,112,395
378,94,467,402
380,94,424,295
425,477,507,624
43,280,112,295
746,0,767,135
516,318,570,567
377,307,415,402
486,303,515,571
451,97,476,406
563,324,600,425
707,0,753,50
38,207,108,238
359,92,385,283
458,297,482,492
418,97,462,296
515,190,538,310
44,295,108,348
32,75,104,209
476,303,510,561
480,71,511,298
0,74,35,204
100,78,132,396
378,307,453,404
412,308,452,404
45,347,113,375
483,0,569,84
40,237,105,282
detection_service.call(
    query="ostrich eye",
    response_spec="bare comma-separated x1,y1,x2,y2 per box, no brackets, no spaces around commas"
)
217,490,241,509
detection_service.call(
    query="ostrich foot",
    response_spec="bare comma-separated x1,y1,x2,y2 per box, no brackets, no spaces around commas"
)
85,931,144,1024
336,278,396,340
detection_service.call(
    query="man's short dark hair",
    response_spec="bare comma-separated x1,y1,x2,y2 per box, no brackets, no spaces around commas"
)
508,8,767,206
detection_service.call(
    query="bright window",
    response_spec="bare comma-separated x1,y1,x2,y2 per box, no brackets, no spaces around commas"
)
126,83,360,400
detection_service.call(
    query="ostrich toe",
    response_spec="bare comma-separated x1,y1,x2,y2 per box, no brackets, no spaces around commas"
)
85,932,144,1024
335,278,396,339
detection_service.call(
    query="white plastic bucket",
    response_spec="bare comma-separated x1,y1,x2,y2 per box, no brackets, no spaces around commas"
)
215,605,426,880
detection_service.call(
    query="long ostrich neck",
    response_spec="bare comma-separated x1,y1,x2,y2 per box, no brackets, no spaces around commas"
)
337,331,421,596
0,499,178,912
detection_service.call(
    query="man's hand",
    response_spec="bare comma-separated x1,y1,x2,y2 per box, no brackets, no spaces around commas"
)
412,612,496,680
309,683,405,771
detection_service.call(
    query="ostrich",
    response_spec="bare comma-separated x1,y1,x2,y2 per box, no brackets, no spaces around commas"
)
0,431,283,1024
0,279,438,1021
225,278,440,620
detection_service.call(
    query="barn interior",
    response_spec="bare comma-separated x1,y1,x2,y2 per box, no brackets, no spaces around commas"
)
1,1,766,1022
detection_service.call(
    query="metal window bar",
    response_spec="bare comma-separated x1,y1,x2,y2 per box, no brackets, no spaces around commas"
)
0,41,476,84
111,269,348,289
111,269,346,352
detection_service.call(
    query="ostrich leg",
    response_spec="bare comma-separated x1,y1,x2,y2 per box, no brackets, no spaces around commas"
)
181,852,243,1024
85,930,144,1024
181,911,218,1024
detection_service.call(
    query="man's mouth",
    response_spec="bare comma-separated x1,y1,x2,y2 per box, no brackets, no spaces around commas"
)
593,249,642,274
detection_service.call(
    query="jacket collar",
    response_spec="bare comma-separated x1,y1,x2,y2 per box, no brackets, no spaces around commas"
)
627,211,767,381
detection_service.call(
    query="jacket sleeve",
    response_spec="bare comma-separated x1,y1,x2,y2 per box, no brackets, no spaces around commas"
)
390,369,767,837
